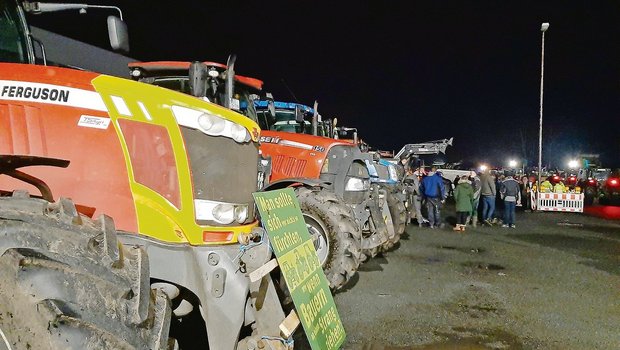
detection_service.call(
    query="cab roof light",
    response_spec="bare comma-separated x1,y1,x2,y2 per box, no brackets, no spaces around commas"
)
254,100,315,114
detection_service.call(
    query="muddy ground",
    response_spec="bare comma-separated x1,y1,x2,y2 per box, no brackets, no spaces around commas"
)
335,202,620,349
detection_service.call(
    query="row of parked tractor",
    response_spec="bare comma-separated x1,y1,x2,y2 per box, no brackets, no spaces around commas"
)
0,2,447,349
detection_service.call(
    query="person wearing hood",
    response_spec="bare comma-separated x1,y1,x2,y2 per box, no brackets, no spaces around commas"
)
500,172,521,228
453,175,474,232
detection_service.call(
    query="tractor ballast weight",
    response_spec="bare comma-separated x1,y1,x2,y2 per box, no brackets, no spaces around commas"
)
0,3,287,349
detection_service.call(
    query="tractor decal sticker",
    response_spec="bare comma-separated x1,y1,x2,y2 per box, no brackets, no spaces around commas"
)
77,115,111,129
279,139,313,150
259,136,280,144
0,80,107,111
111,95,132,117
259,136,320,151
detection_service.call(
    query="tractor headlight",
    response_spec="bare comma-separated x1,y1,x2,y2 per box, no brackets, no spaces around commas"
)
198,113,226,134
172,106,253,144
195,199,250,224
345,177,370,191
231,123,251,143
212,203,235,224
234,205,249,223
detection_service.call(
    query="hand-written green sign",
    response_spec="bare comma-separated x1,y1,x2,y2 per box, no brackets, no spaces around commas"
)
253,188,346,350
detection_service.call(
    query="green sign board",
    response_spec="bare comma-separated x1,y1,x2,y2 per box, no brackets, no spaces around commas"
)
253,188,346,350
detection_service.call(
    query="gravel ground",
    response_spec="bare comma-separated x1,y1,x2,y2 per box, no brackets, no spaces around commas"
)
334,203,620,349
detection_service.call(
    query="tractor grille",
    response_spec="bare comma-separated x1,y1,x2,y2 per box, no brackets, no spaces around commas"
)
273,155,307,178
0,103,47,156
181,127,258,225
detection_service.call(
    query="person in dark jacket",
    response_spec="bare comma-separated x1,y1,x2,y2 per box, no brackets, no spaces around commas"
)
453,175,474,232
420,166,446,229
500,172,521,228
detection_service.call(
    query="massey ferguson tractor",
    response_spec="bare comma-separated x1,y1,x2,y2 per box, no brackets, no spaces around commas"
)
128,60,392,290
0,2,291,349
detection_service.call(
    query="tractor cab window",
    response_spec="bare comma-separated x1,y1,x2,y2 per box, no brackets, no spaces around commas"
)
150,77,192,95
0,0,31,63
235,90,259,123
270,110,312,134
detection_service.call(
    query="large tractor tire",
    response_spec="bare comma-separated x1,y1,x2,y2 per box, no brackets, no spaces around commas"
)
295,187,361,291
0,192,173,350
381,189,407,252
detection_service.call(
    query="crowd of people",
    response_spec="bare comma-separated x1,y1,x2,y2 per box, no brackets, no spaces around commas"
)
403,166,537,232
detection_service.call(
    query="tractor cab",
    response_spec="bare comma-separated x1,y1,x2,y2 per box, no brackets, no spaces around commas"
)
254,100,336,138
129,59,266,123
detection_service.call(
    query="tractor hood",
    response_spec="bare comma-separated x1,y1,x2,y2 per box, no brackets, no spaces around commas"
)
260,130,353,153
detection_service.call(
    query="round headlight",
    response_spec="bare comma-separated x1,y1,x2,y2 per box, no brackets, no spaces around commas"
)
231,123,250,143
234,206,248,223
212,203,235,224
198,113,225,134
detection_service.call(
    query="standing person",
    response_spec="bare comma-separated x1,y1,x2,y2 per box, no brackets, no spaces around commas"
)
420,166,446,229
468,170,482,227
494,172,505,224
480,168,497,226
500,172,521,228
404,168,427,227
453,175,474,232
519,176,531,212
528,175,537,211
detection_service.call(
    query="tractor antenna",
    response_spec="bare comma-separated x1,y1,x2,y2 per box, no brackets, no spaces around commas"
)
280,78,300,103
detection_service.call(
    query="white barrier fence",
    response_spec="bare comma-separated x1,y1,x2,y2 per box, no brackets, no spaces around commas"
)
536,192,584,213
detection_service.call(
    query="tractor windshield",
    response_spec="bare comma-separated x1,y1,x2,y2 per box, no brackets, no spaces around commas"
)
150,77,193,95
273,111,312,134
0,0,32,63
256,109,313,135
149,76,260,124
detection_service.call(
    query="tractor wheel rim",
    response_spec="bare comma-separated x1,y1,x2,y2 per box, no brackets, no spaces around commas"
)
303,214,329,267
0,326,13,350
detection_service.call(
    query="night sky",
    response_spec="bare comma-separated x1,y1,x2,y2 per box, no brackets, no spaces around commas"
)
28,1,620,169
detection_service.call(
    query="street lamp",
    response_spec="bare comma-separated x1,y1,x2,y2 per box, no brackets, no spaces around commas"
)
509,159,518,168
537,22,549,211
568,159,579,169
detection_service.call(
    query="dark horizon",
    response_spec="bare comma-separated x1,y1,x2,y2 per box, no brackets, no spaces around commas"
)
28,1,620,169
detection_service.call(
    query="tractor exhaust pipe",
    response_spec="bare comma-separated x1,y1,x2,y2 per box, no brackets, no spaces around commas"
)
225,54,236,109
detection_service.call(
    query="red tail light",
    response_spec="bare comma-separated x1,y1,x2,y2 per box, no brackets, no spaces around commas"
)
609,178,619,187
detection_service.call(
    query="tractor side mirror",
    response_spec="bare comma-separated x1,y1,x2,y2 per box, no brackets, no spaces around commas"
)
189,61,208,98
266,92,276,118
294,105,304,123
107,16,129,52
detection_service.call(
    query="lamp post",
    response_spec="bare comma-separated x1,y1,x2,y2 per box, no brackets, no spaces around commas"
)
537,22,549,211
